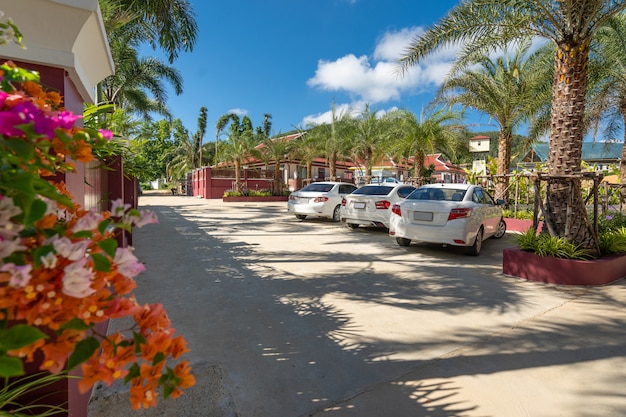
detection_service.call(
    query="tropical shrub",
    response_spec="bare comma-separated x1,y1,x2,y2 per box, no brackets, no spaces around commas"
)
515,215,626,259
0,63,194,410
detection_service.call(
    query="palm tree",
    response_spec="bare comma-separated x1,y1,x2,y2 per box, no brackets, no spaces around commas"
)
166,119,195,181
306,102,351,181
290,130,320,184
100,35,183,120
216,114,256,193
386,108,462,185
587,13,626,205
400,0,626,255
254,134,292,195
346,104,388,182
437,39,552,200
196,106,207,167
99,0,198,64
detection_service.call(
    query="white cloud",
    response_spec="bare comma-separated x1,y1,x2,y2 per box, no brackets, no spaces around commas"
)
227,108,248,116
305,26,461,123
301,101,399,127
373,27,425,61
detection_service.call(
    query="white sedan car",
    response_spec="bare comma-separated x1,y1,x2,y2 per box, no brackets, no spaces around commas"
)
389,184,506,256
340,184,416,229
287,182,357,222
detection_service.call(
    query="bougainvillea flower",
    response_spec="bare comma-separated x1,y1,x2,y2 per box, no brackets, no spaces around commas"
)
2,263,32,288
114,247,145,278
62,258,95,298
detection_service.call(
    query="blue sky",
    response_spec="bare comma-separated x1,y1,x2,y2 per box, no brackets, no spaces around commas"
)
146,0,496,140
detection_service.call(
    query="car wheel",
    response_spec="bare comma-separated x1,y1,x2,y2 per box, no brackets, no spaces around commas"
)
467,227,483,256
347,223,359,229
492,218,506,239
295,214,307,220
396,237,411,247
332,205,341,222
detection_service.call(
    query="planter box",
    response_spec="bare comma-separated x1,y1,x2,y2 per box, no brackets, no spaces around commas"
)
222,196,288,203
504,218,543,233
503,248,626,286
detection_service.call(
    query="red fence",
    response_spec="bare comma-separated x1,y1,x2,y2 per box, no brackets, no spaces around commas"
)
192,167,280,198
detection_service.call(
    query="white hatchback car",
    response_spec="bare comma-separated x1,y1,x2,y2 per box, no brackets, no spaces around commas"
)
287,182,357,222
389,184,506,256
340,184,416,229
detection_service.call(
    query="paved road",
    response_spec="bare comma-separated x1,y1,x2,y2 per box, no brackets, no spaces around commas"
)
89,195,626,417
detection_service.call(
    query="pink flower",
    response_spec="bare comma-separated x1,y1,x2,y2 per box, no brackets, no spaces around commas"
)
40,252,58,269
1,263,32,288
126,210,159,228
50,236,89,261
99,129,113,141
62,258,95,298
0,236,26,260
114,247,145,278
72,210,104,233
110,199,131,217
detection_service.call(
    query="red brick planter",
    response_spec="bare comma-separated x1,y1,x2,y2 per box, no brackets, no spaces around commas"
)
222,196,288,203
503,248,626,286
504,218,543,233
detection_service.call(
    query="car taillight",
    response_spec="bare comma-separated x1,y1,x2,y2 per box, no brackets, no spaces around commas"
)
289,195,296,201
391,204,402,216
448,208,472,220
375,200,390,209
313,196,328,203
341,198,346,206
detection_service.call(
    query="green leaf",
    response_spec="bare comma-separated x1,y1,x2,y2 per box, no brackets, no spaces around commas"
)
91,253,111,272
5,137,34,160
72,230,93,239
152,351,165,366
0,324,47,351
124,362,140,384
59,318,91,331
98,238,118,258
98,219,113,235
24,198,48,226
0,355,25,377
133,331,146,354
67,337,100,370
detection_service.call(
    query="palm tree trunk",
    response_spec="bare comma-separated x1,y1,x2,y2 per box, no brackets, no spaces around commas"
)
235,160,242,193
620,103,626,212
495,131,511,201
274,160,281,195
414,150,425,182
545,40,599,255
329,153,337,181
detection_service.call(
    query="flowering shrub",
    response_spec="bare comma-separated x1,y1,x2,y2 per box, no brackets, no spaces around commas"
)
0,62,194,409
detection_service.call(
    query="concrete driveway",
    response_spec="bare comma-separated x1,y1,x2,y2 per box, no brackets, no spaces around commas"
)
89,195,626,417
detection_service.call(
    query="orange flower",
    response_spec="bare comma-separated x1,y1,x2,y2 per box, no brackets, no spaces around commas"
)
7,338,46,363
169,335,190,359
141,331,172,362
129,379,159,410
173,360,195,389
71,140,94,163
135,303,171,333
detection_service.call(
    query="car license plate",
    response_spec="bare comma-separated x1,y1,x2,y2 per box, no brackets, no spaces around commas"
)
354,202,366,209
413,211,433,221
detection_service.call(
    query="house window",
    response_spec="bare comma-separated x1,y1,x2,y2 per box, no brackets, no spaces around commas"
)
318,168,325,179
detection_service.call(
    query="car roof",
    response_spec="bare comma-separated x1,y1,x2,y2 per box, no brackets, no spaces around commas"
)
312,181,353,185
359,183,409,189
419,183,473,190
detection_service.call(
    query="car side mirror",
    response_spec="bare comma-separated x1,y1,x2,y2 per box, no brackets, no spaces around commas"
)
496,199,506,206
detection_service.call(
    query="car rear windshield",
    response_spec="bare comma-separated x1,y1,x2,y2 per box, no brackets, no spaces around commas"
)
408,188,466,202
352,186,394,196
301,184,334,192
